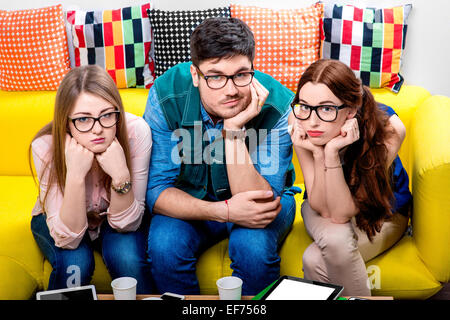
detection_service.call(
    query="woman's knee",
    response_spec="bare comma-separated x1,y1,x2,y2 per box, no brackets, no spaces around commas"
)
302,244,324,278
103,238,147,275
52,245,95,286
315,222,357,252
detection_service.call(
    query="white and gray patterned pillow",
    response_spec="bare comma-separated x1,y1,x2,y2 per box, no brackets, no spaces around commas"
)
147,7,231,77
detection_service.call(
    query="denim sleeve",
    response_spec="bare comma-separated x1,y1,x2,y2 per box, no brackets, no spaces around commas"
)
143,86,181,213
250,109,293,198
378,102,397,117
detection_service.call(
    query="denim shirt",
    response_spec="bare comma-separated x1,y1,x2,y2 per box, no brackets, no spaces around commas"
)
143,86,293,212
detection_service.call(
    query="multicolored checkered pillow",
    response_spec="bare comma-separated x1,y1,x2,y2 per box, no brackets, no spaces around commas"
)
147,7,231,77
321,4,412,93
67,3,155,89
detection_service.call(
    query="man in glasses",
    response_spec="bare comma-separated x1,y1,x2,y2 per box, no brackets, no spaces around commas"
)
142,17,297,295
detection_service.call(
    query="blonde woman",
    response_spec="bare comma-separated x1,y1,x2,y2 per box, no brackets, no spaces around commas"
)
29,65,154,293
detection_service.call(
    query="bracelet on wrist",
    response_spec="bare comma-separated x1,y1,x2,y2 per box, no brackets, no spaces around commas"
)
224,200,230,222
324,164,342,172
222,127,246,140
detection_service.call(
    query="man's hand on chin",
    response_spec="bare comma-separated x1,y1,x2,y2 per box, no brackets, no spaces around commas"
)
223,78,269,130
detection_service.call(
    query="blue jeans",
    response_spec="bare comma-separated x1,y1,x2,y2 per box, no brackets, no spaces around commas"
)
147,192,296,295
31,213,154,294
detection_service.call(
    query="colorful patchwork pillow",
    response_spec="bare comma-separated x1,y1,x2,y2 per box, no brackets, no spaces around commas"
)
231,3,323,92
0,5,70,91
66,3,155,89
321,4,412,93
147,7,231,77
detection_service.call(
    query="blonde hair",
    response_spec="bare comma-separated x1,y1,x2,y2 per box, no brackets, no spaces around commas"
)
29,65,132,209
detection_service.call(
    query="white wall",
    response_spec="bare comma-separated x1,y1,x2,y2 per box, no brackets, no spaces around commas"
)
3,0,450,96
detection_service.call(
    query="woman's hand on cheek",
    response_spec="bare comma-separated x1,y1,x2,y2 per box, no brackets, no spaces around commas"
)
95,138,130,183
290,120,323,156
65,136,94,179
325,118,360,154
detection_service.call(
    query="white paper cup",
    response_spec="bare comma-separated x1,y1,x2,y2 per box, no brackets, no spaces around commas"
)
111,277,137,300
216,276,243,300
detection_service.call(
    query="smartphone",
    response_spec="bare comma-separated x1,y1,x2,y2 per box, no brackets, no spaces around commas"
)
160,292,185,300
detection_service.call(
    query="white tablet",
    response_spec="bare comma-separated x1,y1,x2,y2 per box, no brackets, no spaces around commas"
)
36,285,97,300
260,276,343,300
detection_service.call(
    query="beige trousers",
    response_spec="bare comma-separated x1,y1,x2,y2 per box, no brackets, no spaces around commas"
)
301,200,408,296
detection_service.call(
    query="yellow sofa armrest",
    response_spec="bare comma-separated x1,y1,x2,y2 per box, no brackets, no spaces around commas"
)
411,95,450,283
0,257,39,299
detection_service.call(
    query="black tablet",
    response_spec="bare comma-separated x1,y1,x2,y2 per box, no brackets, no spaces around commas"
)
260,276,343,300
36,285,97,300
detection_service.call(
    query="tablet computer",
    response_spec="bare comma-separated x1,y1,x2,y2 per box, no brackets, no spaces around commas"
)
36,285,97,300
259,276,343,300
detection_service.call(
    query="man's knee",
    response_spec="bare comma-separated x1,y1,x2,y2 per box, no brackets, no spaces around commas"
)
229,229,279,271
148,223,197,274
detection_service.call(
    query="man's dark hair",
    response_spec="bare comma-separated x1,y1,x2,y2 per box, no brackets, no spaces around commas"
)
190,17,255,65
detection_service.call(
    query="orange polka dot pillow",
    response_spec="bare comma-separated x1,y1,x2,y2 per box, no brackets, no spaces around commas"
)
231,3,323,92
0,5,70,91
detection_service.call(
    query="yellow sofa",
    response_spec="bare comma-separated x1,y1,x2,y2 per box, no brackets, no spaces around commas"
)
0,84,449,300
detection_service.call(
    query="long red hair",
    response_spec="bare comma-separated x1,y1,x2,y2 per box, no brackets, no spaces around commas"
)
295,59,395,240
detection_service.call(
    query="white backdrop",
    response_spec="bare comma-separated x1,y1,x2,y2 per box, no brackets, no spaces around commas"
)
3,0,450,96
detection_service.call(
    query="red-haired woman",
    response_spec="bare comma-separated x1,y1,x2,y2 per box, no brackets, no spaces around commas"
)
289,59,412,296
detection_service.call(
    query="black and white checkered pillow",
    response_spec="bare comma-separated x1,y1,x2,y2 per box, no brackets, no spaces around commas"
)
147,7,231,77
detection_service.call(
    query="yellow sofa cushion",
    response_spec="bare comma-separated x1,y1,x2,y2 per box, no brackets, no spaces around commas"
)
371,85,431,187
0,257,38,300
0,91,55,176
368,236,442,299
0,177,42,282
411,95,450,283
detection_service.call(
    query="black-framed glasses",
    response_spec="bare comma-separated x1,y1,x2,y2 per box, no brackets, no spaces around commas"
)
195,65,255,89
291,103,348,122
69,111,120,132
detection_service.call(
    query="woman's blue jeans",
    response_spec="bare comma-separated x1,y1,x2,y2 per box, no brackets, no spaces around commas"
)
31,213,154,294
147,192,296,295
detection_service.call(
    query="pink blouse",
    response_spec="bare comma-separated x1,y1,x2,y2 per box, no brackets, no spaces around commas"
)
31,112,152,249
